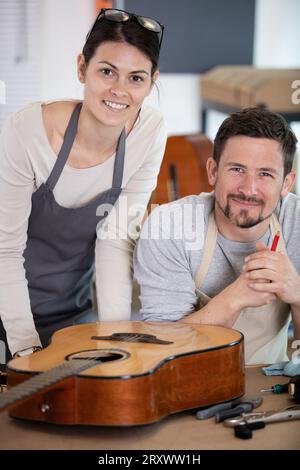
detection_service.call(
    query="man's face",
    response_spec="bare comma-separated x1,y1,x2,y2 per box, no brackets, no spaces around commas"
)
207,136,295,230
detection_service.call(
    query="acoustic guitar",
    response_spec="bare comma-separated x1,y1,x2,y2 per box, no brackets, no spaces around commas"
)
1,321,244,426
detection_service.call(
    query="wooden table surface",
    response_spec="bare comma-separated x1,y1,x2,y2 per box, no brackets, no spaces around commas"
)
0,366,299,450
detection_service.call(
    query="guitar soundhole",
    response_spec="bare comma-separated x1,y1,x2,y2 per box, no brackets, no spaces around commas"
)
67,349,129,363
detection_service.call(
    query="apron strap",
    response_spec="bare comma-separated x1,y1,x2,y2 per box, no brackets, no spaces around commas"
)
195,212,217,289
46,102,126,192
112,128,126,189
46,102,82,191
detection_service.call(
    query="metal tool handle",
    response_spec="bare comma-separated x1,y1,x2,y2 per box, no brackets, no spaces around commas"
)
246,406,300,424
224,405,300,427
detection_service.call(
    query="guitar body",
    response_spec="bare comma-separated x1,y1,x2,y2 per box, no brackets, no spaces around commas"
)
6,322,244,426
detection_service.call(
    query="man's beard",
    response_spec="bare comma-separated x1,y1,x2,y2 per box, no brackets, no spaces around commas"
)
217,193,270,229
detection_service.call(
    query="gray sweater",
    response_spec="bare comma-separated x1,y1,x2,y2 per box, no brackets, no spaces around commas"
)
134,192,300,321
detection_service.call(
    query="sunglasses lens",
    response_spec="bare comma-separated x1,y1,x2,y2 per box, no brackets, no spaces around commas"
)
138,16,161,33
104,9,130,22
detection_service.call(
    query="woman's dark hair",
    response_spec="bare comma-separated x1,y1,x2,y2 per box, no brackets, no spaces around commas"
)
82,18,160,76
213,107,298,177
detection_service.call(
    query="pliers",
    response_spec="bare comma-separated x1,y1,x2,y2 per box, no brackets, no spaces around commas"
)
224,404,300,427
196,397,263,423
223,404,300,439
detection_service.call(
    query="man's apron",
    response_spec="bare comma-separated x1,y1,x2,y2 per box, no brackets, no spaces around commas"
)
194,212,290,364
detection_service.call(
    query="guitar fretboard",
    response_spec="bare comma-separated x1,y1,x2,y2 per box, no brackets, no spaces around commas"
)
0,359,99,412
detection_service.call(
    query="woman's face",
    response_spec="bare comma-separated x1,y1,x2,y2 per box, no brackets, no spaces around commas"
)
78,41,158,128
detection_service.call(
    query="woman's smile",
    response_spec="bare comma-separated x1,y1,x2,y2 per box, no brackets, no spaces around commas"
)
102,99,129,112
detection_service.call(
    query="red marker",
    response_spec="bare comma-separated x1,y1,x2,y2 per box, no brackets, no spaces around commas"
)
271,231,280,251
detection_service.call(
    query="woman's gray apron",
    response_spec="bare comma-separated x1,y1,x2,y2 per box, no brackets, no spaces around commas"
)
194,211,290,365
1,102,125,355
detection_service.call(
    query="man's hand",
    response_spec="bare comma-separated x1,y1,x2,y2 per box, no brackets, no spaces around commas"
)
183,270,277,328
243,242,300,307
228,271,277,311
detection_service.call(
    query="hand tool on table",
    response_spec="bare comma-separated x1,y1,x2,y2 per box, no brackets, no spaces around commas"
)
261,376,300,402
224,404,300,440
196,397,263,422
0,372,7,393
224,404,300,427
261,383,289,393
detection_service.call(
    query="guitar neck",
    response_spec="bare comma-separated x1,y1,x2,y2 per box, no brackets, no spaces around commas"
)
0,359,99,413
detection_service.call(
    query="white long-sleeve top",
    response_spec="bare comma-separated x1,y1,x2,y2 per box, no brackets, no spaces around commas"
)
0,100,167,355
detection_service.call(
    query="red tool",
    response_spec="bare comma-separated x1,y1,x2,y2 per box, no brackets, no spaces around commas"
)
270,231,280,251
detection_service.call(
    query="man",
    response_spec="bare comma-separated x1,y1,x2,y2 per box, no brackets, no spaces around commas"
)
134,107,300,364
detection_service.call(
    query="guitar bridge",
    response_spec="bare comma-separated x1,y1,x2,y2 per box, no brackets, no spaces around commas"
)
91,332,173,345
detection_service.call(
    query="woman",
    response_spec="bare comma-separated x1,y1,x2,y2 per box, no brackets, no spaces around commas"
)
0,9,166,361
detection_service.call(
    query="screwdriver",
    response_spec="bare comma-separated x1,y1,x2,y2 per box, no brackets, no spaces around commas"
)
261,382,289,394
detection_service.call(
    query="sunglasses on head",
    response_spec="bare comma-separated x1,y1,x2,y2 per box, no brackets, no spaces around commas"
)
85,8,164,49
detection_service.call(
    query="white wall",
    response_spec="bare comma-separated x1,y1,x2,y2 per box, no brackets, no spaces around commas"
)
199,0,300,192
39,3,202,136
202,0,300,137
37,0,300,193
40,0,94,101
0,0,42,128
253,0,300,68
2,0,299,189
145,74,201,136
253,0,300,192
39,2,202,136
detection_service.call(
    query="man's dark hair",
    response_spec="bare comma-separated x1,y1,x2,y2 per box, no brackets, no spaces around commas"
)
213,107,298,176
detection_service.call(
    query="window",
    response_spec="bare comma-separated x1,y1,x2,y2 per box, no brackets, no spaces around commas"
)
0,0,42,129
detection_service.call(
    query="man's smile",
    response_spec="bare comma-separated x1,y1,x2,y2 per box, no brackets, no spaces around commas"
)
230,196,263,208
